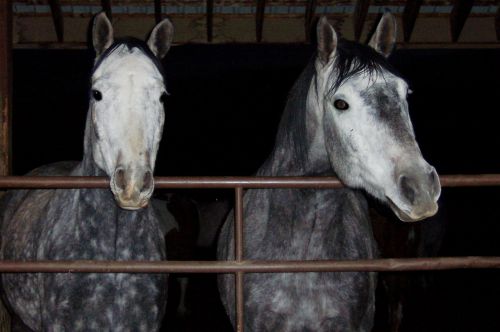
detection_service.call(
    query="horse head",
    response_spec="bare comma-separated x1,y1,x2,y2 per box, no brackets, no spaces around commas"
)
313,14,440,221
88,12,173,210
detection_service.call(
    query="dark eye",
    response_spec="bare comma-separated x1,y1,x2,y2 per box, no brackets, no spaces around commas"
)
92,90,102,101
160,92,168,104
334,99,349,111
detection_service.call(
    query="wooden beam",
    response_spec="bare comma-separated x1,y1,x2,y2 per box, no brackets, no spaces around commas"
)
304,0,317,43
207,0,214,42
48,0,64,42
450,0,473,43
256,0,266,42
0,0,12,176
154,0,162,23
101,0,112,21
353,0,370,42
496,5,500,42
402,0,423,43
12,41,500,50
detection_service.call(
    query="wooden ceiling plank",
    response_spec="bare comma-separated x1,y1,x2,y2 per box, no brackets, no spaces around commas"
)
13,42,500,50
304,0,317,43
48,0,64,42
256,0,266,42
353,0,370,42
402,0,423,43
450,0,473,43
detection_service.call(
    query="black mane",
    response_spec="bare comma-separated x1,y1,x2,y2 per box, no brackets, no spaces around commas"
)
329,39,402,93
268,59,315,173
91,37,167,84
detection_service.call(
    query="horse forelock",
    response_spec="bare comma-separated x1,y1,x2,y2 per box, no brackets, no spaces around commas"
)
92,38,167,87
327,39,404,94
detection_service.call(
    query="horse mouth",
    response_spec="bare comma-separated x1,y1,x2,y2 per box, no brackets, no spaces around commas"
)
115,198,149,211
385,195,437,222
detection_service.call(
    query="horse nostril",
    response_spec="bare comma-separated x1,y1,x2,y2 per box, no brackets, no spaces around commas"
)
115,168,126,191
399,175,416,205
141,171,153,193
429,168,441,197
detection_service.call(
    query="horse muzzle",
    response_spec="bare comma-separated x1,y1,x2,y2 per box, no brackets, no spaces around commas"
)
110,166,154,210
386,165,441,222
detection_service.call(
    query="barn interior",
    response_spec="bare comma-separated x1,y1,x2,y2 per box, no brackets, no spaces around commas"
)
2,0,500,331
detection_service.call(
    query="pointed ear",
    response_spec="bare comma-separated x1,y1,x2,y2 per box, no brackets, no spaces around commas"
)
368,13,397,58
147,18,174,59
316,16,338,67
92,12,114,57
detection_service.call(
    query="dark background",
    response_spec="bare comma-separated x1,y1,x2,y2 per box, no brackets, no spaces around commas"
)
12,45,500,331
14,45,500,176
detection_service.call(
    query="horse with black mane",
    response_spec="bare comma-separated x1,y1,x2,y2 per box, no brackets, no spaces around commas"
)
218,14,441,331
1,13,173,331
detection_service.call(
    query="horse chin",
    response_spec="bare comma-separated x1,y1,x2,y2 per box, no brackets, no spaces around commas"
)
385,195,438,222
115,198,149,211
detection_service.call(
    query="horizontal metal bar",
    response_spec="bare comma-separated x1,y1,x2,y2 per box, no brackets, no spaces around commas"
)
0,257,499,273
438,174,500,187
0,174,499,189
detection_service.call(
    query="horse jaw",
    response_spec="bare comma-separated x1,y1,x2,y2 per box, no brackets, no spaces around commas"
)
386,195,438,222
339,142,441,223
339,158,440,223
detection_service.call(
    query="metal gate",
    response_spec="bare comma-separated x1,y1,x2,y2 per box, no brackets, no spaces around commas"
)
1,174,500,331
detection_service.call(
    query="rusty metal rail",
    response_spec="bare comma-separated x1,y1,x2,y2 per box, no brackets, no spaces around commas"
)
234,186,245,330
0,173,500,189
0,257,499,273
1,173,500,332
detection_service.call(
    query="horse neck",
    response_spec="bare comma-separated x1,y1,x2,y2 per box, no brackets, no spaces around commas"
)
67,110,114,213
61,108,159,256
258,61,332,177
80,110,106,177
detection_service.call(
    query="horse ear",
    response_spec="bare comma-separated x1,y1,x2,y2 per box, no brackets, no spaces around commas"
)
317,17,338,67
147,18,174,59
368,13,397,58
92,12,114,57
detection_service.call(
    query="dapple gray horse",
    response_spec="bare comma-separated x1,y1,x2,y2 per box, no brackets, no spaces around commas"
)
218,14,440,331
1,13,173,331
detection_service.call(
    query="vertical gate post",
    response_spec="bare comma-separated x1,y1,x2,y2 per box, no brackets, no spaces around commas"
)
234,187,244,332
0,1,12,330
0,0,12,176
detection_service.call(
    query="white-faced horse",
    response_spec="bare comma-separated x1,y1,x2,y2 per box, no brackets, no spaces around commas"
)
217,14,440,331
1,13,173,331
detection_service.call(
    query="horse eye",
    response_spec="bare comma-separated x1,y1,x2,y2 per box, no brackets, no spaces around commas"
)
333,99,349,111
92,90,102,101
160,92,168,104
